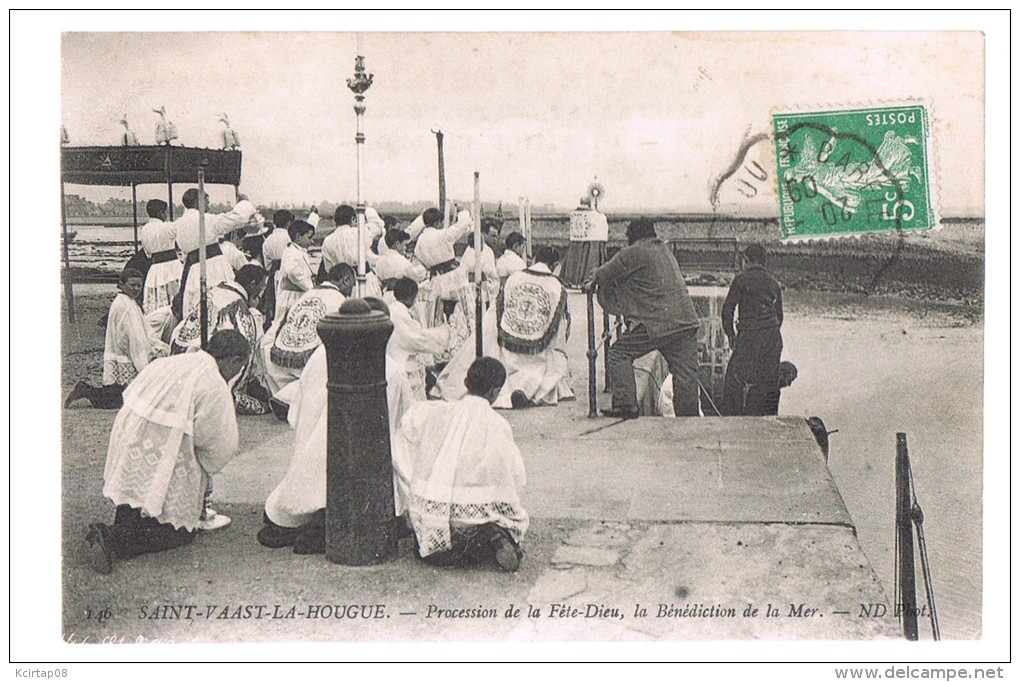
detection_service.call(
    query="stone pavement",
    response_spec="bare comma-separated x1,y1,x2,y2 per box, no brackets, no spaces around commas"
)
63,291,902,642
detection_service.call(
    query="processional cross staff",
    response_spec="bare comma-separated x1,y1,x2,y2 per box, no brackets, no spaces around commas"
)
347,46,374,297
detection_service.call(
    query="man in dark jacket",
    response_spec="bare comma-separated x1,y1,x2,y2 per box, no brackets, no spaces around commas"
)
585,219,700,418
721,244,784,416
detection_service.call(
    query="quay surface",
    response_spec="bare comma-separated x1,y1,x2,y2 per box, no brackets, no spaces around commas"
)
62,291,901,642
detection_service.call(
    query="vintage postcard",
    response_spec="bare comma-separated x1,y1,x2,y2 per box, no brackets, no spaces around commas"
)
10,9,1009,672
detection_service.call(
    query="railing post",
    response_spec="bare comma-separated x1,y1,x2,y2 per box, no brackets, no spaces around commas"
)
586,290,598,418
896,432,919,640
602,310,611,392
318,299,397,565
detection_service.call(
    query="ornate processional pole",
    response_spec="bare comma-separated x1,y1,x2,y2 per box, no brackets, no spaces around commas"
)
347,46,374,297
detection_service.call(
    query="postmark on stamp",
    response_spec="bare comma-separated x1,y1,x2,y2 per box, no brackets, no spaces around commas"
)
772,105,936,240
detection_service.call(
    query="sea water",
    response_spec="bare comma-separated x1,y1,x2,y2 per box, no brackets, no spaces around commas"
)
780,297,983,640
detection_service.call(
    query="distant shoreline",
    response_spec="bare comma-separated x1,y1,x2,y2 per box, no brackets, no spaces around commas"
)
62,212,985,228
60,215,984,307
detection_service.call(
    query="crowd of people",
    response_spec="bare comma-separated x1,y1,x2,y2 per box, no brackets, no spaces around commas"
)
68,195,791,579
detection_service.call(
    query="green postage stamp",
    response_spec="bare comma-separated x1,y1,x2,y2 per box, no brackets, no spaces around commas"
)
772,105,936,240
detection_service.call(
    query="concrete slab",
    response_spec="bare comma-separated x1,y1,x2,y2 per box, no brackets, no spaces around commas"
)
215,415,849,527
517,416,850,525
522,522,900,641
63,290,909,642
215,421,843,523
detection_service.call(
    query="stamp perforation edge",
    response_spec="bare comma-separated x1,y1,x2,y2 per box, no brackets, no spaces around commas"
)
764,99,943,243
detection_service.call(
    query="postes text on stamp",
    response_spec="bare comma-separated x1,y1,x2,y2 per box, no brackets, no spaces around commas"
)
773,105,934,240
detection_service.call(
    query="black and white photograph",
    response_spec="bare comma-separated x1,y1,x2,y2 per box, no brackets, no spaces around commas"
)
10,9,1010,675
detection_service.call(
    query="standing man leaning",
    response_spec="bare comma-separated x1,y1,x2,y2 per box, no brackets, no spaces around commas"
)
584,218,700,419
721,244,784,416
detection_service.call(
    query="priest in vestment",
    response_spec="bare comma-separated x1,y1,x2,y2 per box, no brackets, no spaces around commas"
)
138,199,181,315
437,247,574,410
457,231,500,306
319,205,385,280
257,341,332,554
496,232,528,281
262,264,355,399
374,229,428,295
169,264,272,415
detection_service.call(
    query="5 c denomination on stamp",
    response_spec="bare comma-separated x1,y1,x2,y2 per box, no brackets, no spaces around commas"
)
773,104,936,240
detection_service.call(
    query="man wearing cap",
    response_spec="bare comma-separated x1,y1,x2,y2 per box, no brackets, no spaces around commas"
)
584,218,700,419
721,244,785,416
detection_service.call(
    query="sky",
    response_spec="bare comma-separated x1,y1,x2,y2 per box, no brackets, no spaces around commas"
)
56,20,985,215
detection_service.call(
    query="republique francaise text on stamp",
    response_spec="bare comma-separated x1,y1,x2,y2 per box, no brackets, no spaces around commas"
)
773,105,935,240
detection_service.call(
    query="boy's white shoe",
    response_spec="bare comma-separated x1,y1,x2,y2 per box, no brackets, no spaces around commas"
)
199,511,231,531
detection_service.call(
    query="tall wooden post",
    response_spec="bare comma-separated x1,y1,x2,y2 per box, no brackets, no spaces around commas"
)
896,432,919,641
166,146,174,220
60,180,76,323
348,53,374,298
434,129,446,213
518,197,526,261
319,299,397,565
197,166,209,349
473,172,483,358
524,198,533,263
131,183,140,253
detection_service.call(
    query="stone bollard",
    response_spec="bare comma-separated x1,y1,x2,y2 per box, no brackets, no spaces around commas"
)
317,298,396,565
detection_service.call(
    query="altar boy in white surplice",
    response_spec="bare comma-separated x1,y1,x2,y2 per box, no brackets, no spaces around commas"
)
393,357,527,572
